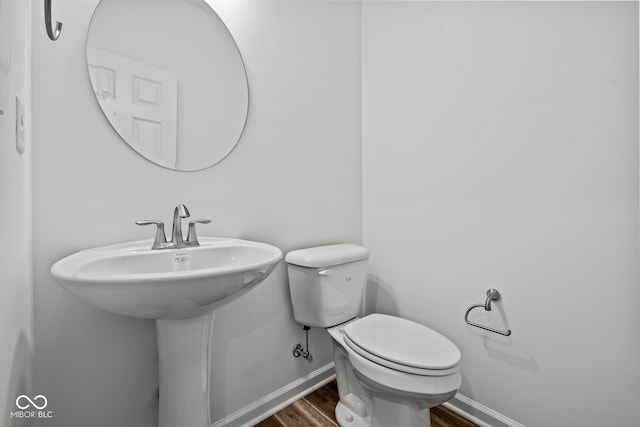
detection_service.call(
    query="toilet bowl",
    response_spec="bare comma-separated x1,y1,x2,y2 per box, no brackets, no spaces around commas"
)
327,315,461,427
285,244,462,427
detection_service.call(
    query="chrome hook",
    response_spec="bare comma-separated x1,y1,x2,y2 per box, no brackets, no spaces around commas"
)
45,0,62,41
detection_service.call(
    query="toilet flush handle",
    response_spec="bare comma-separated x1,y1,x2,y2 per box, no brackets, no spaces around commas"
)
317,269,332,276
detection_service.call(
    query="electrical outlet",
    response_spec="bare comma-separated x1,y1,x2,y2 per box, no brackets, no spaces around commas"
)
15,96,25,153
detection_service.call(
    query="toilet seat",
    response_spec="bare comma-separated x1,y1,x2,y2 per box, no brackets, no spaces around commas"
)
343,314,461,376
332,322,462,396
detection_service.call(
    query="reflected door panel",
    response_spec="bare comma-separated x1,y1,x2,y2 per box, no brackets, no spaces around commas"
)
88,47,178,169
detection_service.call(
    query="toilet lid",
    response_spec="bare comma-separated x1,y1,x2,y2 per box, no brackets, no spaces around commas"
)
343,314,461,371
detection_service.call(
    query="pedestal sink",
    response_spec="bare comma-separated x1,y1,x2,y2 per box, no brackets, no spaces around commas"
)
51,237,282,427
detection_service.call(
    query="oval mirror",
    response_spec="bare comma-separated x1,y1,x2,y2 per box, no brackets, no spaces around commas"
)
86,0,248,171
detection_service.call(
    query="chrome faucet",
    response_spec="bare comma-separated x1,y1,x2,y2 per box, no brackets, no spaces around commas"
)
136,204,211,250
171,204,190,245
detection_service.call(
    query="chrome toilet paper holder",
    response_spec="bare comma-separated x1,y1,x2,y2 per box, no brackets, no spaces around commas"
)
464,288,512,336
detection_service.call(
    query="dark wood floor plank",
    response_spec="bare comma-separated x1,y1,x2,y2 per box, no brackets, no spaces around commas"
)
273,399,338,427
431,405,479,427
254,416,285,427
298,397,340,427
256,381,478,427
302,383,340,417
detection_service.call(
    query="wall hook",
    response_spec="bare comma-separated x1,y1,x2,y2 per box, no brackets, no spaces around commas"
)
45,0,62,41
465,288,512,336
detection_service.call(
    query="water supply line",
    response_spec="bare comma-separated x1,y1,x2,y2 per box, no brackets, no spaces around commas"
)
293,325,313,363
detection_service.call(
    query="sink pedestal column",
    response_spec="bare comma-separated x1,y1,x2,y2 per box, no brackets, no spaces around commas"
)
156,312,215,427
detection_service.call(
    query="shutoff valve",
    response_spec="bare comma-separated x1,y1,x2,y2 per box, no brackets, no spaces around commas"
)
293,325,313,363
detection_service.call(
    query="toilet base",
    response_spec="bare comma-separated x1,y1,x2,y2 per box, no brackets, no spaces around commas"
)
334,389,449,427
335,401,370,427
369,394,431,427
333,365,458,427
354,368,456,427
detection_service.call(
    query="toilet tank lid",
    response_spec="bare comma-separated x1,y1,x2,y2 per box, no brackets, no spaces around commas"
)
285,244,369,268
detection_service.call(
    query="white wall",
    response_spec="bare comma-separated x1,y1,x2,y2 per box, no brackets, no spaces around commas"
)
31,0,361,426
362,2,639,427
0,0,33,425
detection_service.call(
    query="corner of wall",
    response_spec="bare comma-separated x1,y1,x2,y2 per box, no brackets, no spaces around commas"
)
0,0,34,424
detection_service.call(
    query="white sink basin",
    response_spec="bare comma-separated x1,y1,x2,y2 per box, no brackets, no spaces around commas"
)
51,237,283,319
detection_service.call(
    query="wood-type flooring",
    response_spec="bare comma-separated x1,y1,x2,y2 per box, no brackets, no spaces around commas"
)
255,381,478,427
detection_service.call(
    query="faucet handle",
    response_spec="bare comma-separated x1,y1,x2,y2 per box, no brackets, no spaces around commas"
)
135,220,167,249
186,219,211,245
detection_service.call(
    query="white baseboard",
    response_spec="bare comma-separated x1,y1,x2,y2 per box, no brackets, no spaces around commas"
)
211,362,336,427
444,393,526,427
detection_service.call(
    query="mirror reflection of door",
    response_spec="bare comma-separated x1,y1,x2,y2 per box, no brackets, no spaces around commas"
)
86,0,248,171
88,48,178,169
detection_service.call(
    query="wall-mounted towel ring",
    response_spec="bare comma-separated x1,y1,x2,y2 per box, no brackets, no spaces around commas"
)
45,0,62,41
465,288,512,336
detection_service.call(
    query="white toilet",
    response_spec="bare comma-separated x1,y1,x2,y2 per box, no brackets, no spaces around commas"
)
285,244,462,427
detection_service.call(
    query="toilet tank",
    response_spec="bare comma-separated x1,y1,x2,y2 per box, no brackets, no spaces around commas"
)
285,244,370,328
